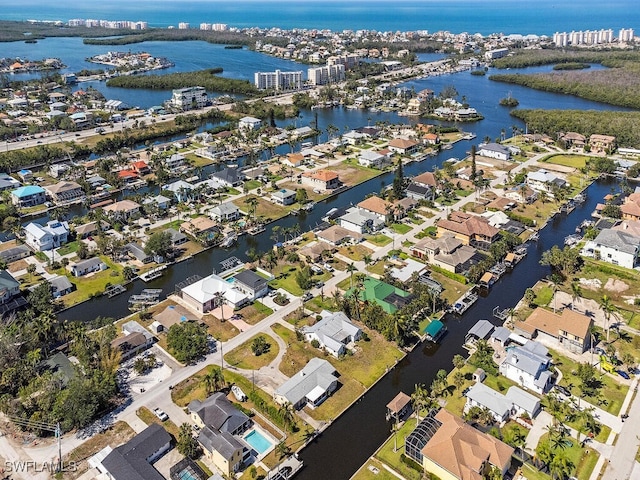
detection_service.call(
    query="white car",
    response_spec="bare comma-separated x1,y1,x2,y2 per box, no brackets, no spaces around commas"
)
153,408,169,421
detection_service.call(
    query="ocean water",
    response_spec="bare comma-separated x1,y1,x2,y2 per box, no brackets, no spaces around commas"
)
1,0,638,36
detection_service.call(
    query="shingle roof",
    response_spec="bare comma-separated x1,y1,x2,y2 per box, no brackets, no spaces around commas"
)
233,270,268,291
593,229,640,255
198,427,243,460
274,358,337,406
188,392,250,434
357,196,393,216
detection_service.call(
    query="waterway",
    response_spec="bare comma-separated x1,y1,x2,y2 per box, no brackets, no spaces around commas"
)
295,176,620,480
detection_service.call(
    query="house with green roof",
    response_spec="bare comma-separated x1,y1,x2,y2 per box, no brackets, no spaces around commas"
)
347,276,412,314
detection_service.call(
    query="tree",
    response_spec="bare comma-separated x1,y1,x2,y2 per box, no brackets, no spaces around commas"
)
570,282,582,310
77,241,90,260
411,383,430,425
275,441,291,460
27,263,37,280
278,402,296,433
295,266,313,290
549,450,575,480
201,366,225,394
470,145,477,181
392,159,404,199
251,335,271,356
177,423,201,458
453,371,465,395
295,188,308,205
122,266,137,281
144,230,172,258
346,262,357,289
452,354,466,370
524,288,536,307
599,294,617,342
167,322,209,364
576,362,600,397
540,245,581,280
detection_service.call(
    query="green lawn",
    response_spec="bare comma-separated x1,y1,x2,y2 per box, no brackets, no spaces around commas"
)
269,264,305,296
59,256,125,307
543,154,590,169
352,460,400,480
337,244,374,261
375,419,423,480
56,241,79,256
237,301,273,325
223,333,279,369
390,223,412,234
365,233,392,246
245,179,262,190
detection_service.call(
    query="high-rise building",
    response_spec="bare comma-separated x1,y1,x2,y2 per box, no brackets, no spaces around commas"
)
170,87,208,110
307,64,345,85
254,70,303,90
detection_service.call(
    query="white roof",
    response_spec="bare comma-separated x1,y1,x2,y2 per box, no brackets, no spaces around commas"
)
181,273,248,306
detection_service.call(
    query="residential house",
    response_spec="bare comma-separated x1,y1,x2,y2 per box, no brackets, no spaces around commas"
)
302,310,362,357
23,221,69,251
274,358,339,410
111,331,153,360
436,212,500,249
211,167,245,188
126,242,153,264
0,245,30,264
180,217,219,243
238,116,262,131
117,170,140,184
412,234,479,273
39,352,76,386
464,383,541,424
165,228,188,247
498,340,553,394
349,276,412,314
232,270,270,300
209,202,240,222
561,132,586,150
10,185,47,207
358,150,388,168
74,220,109,239
505,184,538,204
581,229,640,269
422,133,440,145
198,428,246,477
316,225,363,246
465,319,495,345
477,143,511,161
131,160,151,175
526,169,568,197
162,180,194,202
143,194,172,212
49,163,70,178
515,307,593,354
68,257,107,277
301,169,341,191
97,424,171,480
388,138,420,155
103,200,141,221
163,153,187,172
338,207,384,234
180,273,249,313
357,196,396,223
48,275,74,298
271,188,297,206
405,409,513,479
0,270,20,305
152,304,197,333
342,130,366,145
284,152,304,168
0,173,20,192
44,181,85,204
620,192,640,221
298,241,334,263
17,169,33,182
589,134,616,154
406,171,438,201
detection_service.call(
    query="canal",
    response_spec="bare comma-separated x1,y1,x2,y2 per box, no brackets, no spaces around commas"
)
295,176,620,480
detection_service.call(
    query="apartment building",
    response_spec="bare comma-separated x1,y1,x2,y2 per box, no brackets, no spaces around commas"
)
254,70,303,90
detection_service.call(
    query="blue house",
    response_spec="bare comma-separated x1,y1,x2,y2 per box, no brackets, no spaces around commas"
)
11,185,47,207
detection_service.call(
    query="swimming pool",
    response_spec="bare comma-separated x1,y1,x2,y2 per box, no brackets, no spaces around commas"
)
176,468,198,480
244,428,273,455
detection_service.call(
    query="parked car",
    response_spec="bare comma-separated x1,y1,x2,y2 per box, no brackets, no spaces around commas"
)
617,370,631,380
302,292,313,302
553,384,571,397
315,281,325,289
153,408,169,421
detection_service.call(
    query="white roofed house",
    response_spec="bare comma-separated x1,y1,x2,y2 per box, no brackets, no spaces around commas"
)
477,142,511,161
302,310,362,357
68,257,107,277
464,383,541,424
180,273,249,313
581,229,640,269
358,150,388,168
163,153,187,172
209,201,240,222
274,358,338,410
23,221,70,251
499,341,552,394
238,116,262,131
526,169,568,197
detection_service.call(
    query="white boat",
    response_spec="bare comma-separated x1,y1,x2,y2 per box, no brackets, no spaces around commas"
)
451,289,478,315
231,385,247,401
220,233,237,248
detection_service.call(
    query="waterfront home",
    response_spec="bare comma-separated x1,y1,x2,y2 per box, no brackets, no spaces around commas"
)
74,220,109,239
338,207,385,234
271,188,297,206
0,173,20,192
436,212,500,250
316,224,363,246
464,383,541,424
560,132,586,150
238,116,262,131
342,130,367,145
504,184,538,204
211,167,245,188
96,424,171,480
581,228,640,269
111,331,153,361
0,270,20,305
358,150,388,168
0,245,30,264
165,228,188,247
347,276,412,314
49,163,70,179
284,152,304,168
232,270,270,300
477,142,511,161
103,199,141,221
23,221,69,251
388,138,419,156
68,257,107,277
163,180,194,202
189,393,251,476
180,273,249,313
514,307,593,354
412,234,479,274
131,160,151,175
47,274,74,298
274,358,338,410
180,217,219,242
498,340,553,394
117,170,139,184
301,169,341,191
10,185,46,207
405,409,513,480
526,169,568,197
126,242,153,264
589,134,616,154
422,133,440,145
17,169,33,182
143,194,172,212
298,241,334,263
152,304,198,332
209,202,240,222
406,171,437,201
302,310,362,357
44,181,85,204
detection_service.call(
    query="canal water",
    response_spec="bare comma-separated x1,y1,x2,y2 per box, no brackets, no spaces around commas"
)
295,176,620,480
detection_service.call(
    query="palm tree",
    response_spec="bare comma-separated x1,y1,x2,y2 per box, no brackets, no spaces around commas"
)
599,294,616,342
275,441,291,460
411,383,431,425
278,402,295,432
549,450,575,480
201,367,225,395
346,262,357,288
542,394,566,426
570,282,582,311
214,292,227,322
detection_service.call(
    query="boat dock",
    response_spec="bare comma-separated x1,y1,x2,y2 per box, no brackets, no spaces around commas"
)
493,305,510,321
104,284,126,298
128,289,163,310
248,225,266,236
451,289,478,315
139,265,167,282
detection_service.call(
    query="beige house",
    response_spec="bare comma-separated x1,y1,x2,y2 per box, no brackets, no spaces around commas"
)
514,307,593,354
436,212,500,249
44,181,85,203
301,169,341,191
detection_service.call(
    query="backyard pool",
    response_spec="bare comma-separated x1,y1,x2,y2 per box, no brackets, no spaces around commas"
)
244,428,274,455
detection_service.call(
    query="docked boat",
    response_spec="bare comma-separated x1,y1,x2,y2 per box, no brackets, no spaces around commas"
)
424,319,447,343
220,233,237,248
564,234,582,246
128,288,163,311
528,231,540,242
302,202,315,212
451,289,478,315
573,193,586,203
248,225,266,236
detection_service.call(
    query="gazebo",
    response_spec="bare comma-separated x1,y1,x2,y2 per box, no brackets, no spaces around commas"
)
386,391,412,422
